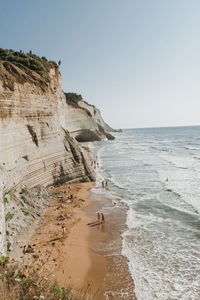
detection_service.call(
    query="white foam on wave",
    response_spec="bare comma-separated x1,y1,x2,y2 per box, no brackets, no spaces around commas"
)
108,173,127,190
89,128,200,300
158,169,200,213
122,207,200,300
130,156,144,162
90,147,123,203
104,290,130,300
184,145,200,150
160,153,197,169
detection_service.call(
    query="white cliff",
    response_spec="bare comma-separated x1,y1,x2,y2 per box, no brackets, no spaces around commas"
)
0,61,114,255
65,93,115,142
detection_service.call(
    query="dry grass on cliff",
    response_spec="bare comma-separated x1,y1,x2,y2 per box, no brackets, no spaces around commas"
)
0,258,91,300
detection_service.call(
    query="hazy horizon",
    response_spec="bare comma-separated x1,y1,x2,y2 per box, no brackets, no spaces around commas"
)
123,124,200,130
1,0,200,129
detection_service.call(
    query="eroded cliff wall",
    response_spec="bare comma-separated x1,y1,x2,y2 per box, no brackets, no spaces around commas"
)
65,94,115,142
0,63,97,255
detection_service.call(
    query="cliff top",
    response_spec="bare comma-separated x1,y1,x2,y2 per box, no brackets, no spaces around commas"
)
0,48,58,74
0,48,59,92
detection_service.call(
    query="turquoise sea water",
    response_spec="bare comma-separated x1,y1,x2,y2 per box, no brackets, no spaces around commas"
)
89,126,200,300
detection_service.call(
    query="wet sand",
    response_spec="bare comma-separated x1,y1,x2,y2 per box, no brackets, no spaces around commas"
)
83,191,135,299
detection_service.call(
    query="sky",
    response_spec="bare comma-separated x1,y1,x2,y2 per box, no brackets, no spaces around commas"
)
0,0,200,129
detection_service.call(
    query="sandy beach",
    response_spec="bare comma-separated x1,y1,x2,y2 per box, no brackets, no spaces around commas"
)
11,147,136,299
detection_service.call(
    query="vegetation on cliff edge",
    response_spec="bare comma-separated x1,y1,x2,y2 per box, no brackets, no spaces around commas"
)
65,93,83,108
0,48,58,75
65,93,92,117
0,48,60,92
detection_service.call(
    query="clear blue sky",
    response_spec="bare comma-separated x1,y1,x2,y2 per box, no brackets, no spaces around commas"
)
1,0,200,129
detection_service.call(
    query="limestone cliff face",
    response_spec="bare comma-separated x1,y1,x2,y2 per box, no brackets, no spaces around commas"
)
1,62,112,255
65,94,115,142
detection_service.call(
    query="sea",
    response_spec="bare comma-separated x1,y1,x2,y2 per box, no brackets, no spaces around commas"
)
89,126,200,300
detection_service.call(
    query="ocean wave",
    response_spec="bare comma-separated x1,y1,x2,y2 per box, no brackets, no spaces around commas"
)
158,169,200,214
122,214,200,300
160,153,196,169
130,156,144,163
165,188,181,198
90,127,200,300
108,174,126,190
184,146,200,150
161,148,171,152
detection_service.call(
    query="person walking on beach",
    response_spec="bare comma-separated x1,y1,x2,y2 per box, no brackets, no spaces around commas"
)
105,181,108,188
101,213,105,223
97,212,100,223
102,181,104,188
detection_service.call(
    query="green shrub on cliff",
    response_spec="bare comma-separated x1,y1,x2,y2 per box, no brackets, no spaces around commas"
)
5,212,14,222
65,92,83,107
3,189,15,204
65,92,92,117
0,48,58,75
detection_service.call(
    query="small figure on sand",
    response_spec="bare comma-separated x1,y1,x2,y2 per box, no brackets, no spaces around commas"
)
101,213,105,223
97,212,100,223
87,212,105,227
105,181,108,188
102,181,104,188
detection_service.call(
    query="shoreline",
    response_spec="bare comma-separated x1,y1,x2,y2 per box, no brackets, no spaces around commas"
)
84,189,136,299
9,146,136,299
83,143,136,299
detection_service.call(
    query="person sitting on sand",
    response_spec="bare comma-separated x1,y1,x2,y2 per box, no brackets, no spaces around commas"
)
101,213,105,223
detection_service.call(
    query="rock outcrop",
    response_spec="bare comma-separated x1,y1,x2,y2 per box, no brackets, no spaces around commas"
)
0,59,113,255
65,92,115,142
